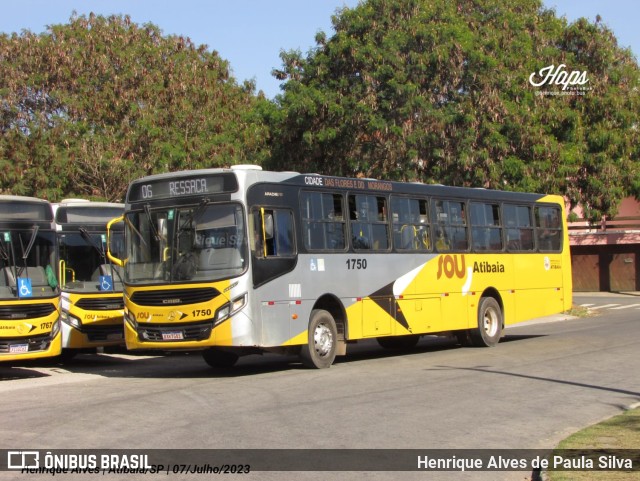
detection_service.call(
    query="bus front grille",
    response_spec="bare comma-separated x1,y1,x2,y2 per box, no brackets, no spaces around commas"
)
76,297,124,311
83,325,124,342
0,303,57,320
137,321,214,342
0,334,52,353
130,288,220,307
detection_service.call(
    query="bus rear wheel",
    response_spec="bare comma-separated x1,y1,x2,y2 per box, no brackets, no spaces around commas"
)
202,348,239,368
300,309,337,369
469,297,503,347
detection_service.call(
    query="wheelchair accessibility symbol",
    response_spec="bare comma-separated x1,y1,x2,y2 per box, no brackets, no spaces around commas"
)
18,278,33,298
99,275,113,291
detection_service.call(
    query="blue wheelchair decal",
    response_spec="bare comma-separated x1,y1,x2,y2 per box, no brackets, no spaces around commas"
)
18,278,33,298
99,275,114,291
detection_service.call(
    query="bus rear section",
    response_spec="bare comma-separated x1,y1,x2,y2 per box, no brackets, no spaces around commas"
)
0,196,61,361
55,200,125,357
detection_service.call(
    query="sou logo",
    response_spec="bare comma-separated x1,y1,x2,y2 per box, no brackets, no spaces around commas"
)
437,255,466,280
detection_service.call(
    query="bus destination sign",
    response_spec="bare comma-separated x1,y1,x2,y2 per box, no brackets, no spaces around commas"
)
304,175,394,192
128,173,238,202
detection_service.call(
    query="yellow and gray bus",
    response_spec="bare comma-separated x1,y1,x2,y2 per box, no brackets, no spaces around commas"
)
0,195,61,361
107,166,572,368
55,200,125,358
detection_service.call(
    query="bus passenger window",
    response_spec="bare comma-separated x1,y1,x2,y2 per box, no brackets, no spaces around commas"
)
252,209,295,258
391,196,431,251
300,192,346,251
535,206,562,252
503,204,534,251
250,208,295,258
435,229,450,251
274,210,294,255
349,194,389,251
470,202,502,252
433,199,467,251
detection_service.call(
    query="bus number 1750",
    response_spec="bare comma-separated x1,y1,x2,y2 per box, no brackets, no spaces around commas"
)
346,259,367,270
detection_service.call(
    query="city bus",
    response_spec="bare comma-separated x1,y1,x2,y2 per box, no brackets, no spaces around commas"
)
55,200,125,358
0,195,61,361
107,166,572,369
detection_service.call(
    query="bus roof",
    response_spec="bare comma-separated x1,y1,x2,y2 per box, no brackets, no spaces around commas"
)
54,201,124,226
125,168,560,205
0,195,53,222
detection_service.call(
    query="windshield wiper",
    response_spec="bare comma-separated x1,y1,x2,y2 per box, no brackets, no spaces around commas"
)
0,237,10,263
20,225,39,262
79,227,106,259
177,199,210,234
144,204,162,242
16,225,40,276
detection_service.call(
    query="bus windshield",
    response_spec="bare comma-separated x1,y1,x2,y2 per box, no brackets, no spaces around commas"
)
124,203,247,284
0,229,57,299
59,231,124,293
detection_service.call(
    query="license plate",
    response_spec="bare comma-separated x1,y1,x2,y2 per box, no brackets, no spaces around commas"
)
162,331,183,341
107,333,123,341
9,344,29,353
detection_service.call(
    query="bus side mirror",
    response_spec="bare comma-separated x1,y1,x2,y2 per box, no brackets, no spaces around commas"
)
106,215,125,267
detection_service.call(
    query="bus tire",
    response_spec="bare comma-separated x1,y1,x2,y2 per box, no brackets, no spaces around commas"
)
470,297,503,347
300,309,337,369
202,348,239,368
377,334,420,350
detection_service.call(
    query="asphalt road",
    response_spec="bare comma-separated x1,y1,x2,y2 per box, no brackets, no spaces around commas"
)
1,292,639,481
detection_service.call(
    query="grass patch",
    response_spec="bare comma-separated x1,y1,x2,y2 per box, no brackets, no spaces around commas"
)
548,407,640,481
565,305,591,317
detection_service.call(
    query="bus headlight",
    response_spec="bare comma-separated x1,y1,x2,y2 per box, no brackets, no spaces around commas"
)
124,310,137,329
51,319,60,337
215,293,247,325
60,311,82,330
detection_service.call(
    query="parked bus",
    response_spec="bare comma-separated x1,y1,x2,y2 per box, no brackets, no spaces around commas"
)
107,166,572,369
55,200,125,358
0,195,61,361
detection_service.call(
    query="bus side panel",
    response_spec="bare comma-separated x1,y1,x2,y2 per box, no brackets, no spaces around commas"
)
257,300,294,346
268,254,438,345
511,253,565,324
561,216,573,312
464,253,515,327
392,260,443,335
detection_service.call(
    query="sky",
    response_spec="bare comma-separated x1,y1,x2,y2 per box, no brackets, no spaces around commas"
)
1,1,638,99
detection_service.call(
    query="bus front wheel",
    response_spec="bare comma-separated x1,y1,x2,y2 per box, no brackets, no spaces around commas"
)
300,309,337,369
470,297,503,347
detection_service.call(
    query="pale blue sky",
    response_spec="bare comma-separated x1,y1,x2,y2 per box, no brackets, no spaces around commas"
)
1,1,638,99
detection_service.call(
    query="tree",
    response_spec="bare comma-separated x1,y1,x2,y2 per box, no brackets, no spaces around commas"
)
0,13,270,201
267,0,640,221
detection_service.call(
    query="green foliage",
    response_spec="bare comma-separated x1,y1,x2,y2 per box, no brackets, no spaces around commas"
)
267,0,640,221
0,13,270,201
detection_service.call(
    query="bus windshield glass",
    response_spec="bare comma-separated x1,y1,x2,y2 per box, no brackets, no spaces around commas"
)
0,229,57,299
59,231,124,292
124,203,247,284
